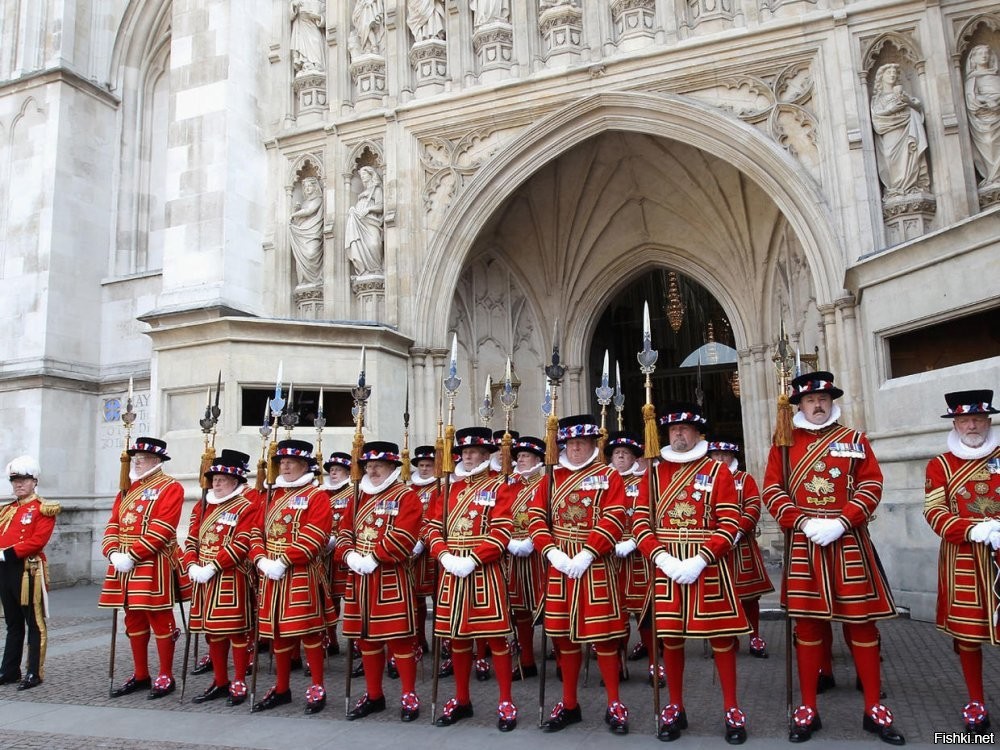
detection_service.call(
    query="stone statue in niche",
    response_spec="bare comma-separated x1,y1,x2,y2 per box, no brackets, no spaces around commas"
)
471,0,511,28
290,0,326,76
965,44,1000,188
869,63,931,197
289,175,325,286
349,0,386,57
345,166,385,277
408,0,446,41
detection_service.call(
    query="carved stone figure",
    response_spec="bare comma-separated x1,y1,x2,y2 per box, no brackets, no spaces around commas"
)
290,1,326,77
408,0,446,41
471,0,510,28
349,0,386,57
345,167,385,276
869,64,930,197
965,44,1000,187
289,176,325,285
540,0,579,9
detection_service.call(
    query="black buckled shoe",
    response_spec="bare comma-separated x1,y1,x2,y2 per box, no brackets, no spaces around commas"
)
435,698,474,726
497,700,517,732
326,640,340,656
474,658,491,682
437,657,453,678
789,706,821,743
227,680,247,706
628,641,648,661
963,702,991,735
863,705,906,746
190,654,213,676
304,685,326,714
111,675,151,698
657,703,687,742
511,663,537,681
816,673,836,694
0,670,22,686
252,686,292,712
147,674,176,700
346,693,386,720
542,701,582,732
748,635,768,659
351,660,365,678
725,707,748,745
17,673,42,691
192,681,230,703
400,691,420,722
605,701,629,735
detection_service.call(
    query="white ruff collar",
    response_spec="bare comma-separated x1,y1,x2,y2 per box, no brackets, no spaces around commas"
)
726,457,739,472
615,461,641,477
490,453,503,473
454,458,492,479
129,464,163,483
361,467,402,494
559,447,600,471
206,486,243,505
515,462,544,479
410,473,437,487
660,440,708,464
947,427,999,461
323,476,351,491
274,472,317,489
793,404,842,431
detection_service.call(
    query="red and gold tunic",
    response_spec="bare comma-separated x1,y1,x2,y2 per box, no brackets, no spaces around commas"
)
619,471,653,614
425,468,515,638
763,425,896,622
337,480,422,641
250,483,334,638
410,478,437,598
528,460,628,642
730,469,774,600
0,493,58,604
99,469,186,611
183,492,256,634
634,455,749,637
508,470,546,614
924,446,1000,644
325,481,353,599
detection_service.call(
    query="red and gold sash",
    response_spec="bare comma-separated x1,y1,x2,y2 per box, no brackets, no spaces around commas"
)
787,426,856,497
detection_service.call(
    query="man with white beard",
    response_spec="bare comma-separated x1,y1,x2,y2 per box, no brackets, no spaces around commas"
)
924,389,1000,736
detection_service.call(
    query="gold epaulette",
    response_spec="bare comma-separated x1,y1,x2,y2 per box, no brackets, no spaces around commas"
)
40,500,62,517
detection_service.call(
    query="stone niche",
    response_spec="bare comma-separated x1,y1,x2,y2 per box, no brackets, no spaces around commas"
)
540,3,584,66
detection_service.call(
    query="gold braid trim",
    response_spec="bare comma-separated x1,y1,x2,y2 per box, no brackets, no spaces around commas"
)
40,500,61,517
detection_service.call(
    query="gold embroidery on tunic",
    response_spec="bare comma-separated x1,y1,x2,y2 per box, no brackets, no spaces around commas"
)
804,476,835,495
667,501,697,527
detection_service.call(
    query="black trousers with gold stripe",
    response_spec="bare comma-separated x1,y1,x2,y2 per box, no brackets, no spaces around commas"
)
0,558,44,678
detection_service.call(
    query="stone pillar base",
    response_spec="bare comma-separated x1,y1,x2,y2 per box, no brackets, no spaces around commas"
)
882,192,936,245
352,274,385,321
611,0,656,52
294,282,324,319
473,21,514,81
540,5,583,66
977,181,1000,210
292,72,327,116
350,53,387,101
410,38,448,93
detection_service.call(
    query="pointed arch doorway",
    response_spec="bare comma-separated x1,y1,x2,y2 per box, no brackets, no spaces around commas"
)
589,268,743,445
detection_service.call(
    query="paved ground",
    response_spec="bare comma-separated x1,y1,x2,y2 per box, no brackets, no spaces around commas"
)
0,582,997,749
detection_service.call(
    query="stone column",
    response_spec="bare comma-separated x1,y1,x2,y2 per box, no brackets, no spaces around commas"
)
473,20,514,83
610,0,656,52
539,3,583,67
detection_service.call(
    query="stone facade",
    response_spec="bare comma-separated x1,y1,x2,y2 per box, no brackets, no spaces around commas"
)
0,1,998,624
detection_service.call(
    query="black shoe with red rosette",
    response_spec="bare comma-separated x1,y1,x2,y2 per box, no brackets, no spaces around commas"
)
191,654,213,676
963,701,991,735
605,700,629,735
628,641,648,661
191,681,229,704
346,692,386,720
862,704,905,745
542,701,582,732
304,684,326,714
147,674,176,700
435,697,474,726
227,680,247,706
788,705,821,743
474,657,491,682
437,657,454,678
724,707,748,745
748,636,768,659
400,691,420,722
252,686,292,712
657,703,687,742
648,664,666,688
497,700,517,732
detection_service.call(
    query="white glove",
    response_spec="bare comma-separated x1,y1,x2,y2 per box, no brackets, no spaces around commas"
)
256,557,273,577
326,535,337,552
566,550,596,579
804,518,845,547
345,551,367,575
412,540,425,556
734,531,744,545
516,538,535,557
439,552,463,576
615,540,637,558
451,556,476,578
671,555,708,585
357,554,378,575
110,552,135,573
192,564,217,584
653,551,681,578
969,519,1000,544
0,550,4,562
546,548,573,575
266,559,287,581
988,530,1000,551
507,538,521,555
